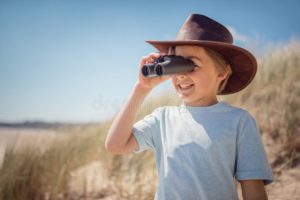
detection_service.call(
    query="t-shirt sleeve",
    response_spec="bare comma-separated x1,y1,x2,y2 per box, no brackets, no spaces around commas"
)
132,107,162,153
235,112,273,185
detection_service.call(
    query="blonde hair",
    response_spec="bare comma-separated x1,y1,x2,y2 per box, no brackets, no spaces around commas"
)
204,47,232,94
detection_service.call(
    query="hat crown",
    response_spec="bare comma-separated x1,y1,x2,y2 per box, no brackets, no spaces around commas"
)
176,14,233,44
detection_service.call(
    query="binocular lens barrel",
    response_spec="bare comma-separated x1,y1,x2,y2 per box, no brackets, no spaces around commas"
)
141,63,156,77
141,55,195,77
156,65,163,76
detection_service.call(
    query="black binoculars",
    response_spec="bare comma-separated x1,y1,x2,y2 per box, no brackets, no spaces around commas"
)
141,55,196,77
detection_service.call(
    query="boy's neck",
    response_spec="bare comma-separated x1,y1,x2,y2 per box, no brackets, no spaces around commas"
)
184,97,218,107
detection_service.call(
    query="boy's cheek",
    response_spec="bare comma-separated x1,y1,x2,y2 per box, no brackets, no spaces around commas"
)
170,77,178,89
170,76,176,84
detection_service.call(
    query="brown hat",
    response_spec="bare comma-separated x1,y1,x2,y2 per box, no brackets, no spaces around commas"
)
146,14,257,95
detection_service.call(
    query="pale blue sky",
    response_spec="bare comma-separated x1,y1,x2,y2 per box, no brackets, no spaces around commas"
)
1,0,299,123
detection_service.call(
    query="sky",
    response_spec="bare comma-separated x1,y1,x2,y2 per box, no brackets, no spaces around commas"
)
1,0,300,123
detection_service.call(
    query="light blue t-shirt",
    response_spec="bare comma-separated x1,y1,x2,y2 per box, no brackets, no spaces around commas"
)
132,101,273,200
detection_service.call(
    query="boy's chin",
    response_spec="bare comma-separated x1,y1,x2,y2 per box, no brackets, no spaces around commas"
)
177,95,195,104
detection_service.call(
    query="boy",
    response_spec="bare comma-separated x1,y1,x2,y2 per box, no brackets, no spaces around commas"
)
105,14,273,200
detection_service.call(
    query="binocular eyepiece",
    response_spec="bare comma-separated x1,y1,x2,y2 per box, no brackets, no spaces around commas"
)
142,55,196,77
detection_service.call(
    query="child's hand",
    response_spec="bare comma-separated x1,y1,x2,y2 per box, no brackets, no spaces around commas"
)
137,53,170,91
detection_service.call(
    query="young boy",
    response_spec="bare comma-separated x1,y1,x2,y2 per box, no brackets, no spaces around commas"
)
105,14,273,200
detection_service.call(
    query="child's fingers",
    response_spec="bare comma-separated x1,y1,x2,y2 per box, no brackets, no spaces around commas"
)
146,53,161,63
148,52,161,59
140,53,161,65
140,56,148,64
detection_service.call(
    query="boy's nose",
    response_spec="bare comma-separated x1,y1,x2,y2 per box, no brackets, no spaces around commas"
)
175,73,187,79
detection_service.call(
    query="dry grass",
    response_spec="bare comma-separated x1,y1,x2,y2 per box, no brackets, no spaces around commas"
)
0,39,299,199
0,126,103,200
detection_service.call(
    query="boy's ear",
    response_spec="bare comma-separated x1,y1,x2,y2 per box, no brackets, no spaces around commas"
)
217,65,232,81
217,70,229,81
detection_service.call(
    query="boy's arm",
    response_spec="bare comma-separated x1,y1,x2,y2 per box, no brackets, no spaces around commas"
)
105,53,169,155
240,180,268,200
105,83,151,154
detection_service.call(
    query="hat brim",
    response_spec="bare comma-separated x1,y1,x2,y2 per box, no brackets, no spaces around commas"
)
146,40,257,95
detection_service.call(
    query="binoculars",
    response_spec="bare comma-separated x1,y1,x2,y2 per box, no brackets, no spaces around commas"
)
141,55,196,77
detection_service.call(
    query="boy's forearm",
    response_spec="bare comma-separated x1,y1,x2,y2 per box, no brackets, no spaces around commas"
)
105,82,152,153
240,180,268,200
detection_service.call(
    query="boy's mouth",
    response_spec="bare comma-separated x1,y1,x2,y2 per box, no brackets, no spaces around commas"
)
177,83,194,93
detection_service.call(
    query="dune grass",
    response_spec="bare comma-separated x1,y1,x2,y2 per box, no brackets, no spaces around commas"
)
0,126,103,199
0,39,299,199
